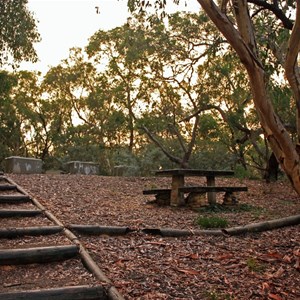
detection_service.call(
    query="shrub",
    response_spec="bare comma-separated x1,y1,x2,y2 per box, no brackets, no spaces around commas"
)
195,216,228,229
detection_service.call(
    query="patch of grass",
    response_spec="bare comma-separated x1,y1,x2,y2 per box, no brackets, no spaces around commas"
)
195,216,228,229
246,257,266,273
204,290,234,300
279,199,295,206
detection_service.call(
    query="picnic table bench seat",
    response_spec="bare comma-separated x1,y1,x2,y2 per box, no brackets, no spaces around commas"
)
143,188,171,195
143,185,248,206
178,186,248,193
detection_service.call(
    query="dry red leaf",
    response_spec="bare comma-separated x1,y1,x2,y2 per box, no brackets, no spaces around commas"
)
216,253,234,261
294,258,300,270
271,266,285,278
268,293,283,300
177,268,199,275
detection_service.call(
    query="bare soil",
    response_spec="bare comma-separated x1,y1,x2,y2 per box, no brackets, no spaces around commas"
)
1,173,300,299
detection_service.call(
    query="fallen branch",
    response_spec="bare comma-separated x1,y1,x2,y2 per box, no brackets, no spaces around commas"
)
142,214,300,237
223,214,300,235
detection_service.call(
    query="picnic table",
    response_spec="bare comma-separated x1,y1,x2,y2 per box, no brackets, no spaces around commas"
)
143,169,247,206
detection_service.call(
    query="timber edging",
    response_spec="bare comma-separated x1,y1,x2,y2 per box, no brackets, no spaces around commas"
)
0,285,108,300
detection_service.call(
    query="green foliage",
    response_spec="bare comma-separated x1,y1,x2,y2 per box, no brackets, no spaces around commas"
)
0,71,23,163
111,148,141,176
195,216,228,229
189,141,234,170
204,290,234,300
138,145,174,175
234,165,256,179
0,0,40,66
246,257,266,273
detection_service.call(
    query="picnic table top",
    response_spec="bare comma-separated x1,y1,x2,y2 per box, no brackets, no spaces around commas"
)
155,169,234,177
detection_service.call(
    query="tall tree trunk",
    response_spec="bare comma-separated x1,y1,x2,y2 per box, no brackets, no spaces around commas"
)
197,0,300,195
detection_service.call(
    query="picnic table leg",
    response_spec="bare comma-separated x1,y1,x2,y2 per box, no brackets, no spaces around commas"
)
170,175,185,206
207,175,216,205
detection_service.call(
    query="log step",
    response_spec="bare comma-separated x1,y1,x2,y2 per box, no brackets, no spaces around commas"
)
68,224,133,236
0,226,63,238
0,285,108,300
0,209,42,217
0,245,79,265
0,194,31,203
0,184,17,191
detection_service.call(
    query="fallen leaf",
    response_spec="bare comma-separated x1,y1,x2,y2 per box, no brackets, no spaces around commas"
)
282,255,292,263
0,265,14,271
177,268,199,275
272,266,285,278
187,253,199,260
293,249,300,257
262,282,270,294
216,253,234,261
294,258,300,270
268,293,282,300
144,241,167,246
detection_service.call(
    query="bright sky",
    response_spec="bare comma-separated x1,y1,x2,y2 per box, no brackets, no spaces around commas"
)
19,0,201,74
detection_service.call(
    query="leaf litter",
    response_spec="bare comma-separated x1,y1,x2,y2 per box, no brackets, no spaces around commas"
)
2,173,299,299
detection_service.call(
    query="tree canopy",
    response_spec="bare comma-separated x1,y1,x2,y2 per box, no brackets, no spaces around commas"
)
1,2,298,180
0,0,40,66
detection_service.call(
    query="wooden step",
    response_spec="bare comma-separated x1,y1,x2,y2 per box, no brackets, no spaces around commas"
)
0,285,108,300
0,226,63,238
68,224,132,236
0,245,79,265
0,194,31,203
0,209,42,217
0,184,17,191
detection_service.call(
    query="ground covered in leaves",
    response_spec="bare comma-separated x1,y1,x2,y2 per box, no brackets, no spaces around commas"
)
3,174,300,299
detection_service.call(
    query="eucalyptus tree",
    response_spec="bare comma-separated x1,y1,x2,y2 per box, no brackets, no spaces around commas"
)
42,48,99,157
42,48,128,160
135,12,262,170
11,70,63,161
128,1,300,191
86,20,159,151
0,0,40,66
195,0,300,190
0,71,22,162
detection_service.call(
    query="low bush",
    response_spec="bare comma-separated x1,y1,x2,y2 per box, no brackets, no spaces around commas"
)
195,216,228,229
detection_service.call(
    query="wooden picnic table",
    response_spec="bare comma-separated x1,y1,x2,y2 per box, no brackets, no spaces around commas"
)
155,169,235,206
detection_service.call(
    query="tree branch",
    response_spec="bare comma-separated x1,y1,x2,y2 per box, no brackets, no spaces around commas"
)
247,0,294,30
139,125,186,167
285,1,300,140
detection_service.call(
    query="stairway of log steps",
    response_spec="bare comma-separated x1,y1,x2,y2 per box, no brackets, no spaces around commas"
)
0,172,124,300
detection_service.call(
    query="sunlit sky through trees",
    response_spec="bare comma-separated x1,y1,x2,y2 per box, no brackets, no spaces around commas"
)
19,0,200,74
